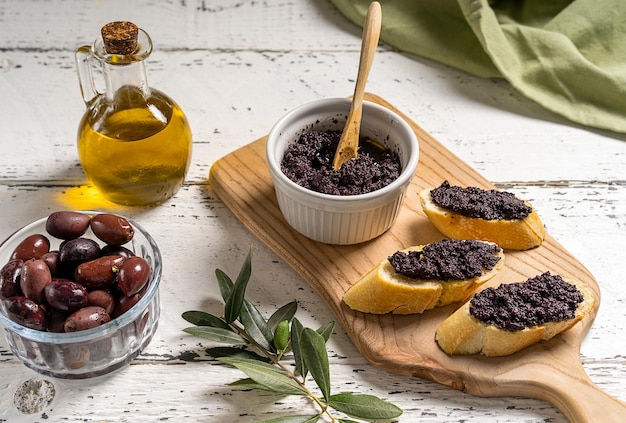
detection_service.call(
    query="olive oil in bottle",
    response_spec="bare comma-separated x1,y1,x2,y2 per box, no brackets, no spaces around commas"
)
75,21,192,206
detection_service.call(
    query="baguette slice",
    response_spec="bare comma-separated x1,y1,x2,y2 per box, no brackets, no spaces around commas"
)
419,185,546,250
342,240,505,315
435,275,595,357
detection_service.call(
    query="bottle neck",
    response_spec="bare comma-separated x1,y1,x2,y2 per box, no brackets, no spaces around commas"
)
102,60,151,102
91,27,154,104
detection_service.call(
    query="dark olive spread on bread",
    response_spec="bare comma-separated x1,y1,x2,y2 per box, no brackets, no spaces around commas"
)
430,180,532,220
388,239,502,281
470,272,583,331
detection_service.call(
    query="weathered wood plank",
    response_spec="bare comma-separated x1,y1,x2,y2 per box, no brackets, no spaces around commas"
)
0,0,624,421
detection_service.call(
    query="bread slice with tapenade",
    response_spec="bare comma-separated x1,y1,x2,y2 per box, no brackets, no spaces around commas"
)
342,238,505,315
435,272,595,357
419,181,546,250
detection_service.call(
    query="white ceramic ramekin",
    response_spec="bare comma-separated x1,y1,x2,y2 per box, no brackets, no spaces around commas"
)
266,98,419,245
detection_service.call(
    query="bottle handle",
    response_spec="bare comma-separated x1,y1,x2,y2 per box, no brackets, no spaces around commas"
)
75,45,100,105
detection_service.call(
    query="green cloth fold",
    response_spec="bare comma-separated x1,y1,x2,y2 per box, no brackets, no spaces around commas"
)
329,0,626,134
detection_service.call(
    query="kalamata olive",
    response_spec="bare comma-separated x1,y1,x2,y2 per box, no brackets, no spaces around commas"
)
45,211,91,240
87,290,115,315
113,293,141,318
5,296,47,331
90,214,134,246
117,256,150,296
20,259,52,303
63,345,90,369
101,244,135,258
0,259,23,299
47,308,70,333
84,336,113,362
74,255,125,290
41,251,60,276
44,278,88,311
10,234,50,261
63,306,110,332
59,238,101,270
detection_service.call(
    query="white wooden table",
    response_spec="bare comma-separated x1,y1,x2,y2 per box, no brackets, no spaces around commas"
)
1,1,625,422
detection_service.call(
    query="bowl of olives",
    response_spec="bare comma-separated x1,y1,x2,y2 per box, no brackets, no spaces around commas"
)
0,211,162,379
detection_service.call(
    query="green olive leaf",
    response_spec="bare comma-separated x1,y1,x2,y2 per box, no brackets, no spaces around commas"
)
218,356,288,374
215,268,233,302
229,377,284,393
337,420,360,423
300,328,331,402
240,300,274,351
316,321,335,342
328,393,403,419
229,377,266,388
217,357,308,396
206,346,269,362
257,415,320,423
183,326,247,345
181,311,232,331
224,247,253,323
290,317,307,378
267,300,298,331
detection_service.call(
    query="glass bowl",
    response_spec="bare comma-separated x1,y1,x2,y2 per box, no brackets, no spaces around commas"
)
266,97,420,245
0,211,161,379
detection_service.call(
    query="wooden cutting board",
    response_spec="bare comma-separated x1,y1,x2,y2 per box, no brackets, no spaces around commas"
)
209,93,626,422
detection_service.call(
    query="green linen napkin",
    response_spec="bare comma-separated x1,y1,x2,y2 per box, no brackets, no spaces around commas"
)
329,0,626,134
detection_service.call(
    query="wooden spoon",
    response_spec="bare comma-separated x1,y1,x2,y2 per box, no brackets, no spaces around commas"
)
332,1,382,171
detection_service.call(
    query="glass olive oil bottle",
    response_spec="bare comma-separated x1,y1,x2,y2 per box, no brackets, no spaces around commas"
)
76,21,192,206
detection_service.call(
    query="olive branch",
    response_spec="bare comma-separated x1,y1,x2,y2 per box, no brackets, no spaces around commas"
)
182,247,402,423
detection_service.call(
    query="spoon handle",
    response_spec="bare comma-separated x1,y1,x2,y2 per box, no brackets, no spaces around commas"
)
333,2,382,170
352,2,382,112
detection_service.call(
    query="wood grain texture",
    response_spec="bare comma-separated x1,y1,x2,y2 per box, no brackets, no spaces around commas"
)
209,93,626,422
1,1,624,421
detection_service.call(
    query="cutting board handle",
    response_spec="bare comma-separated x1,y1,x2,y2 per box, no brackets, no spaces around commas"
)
501,361,626,422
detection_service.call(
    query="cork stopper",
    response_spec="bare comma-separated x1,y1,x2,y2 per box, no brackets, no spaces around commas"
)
101,21,139,55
